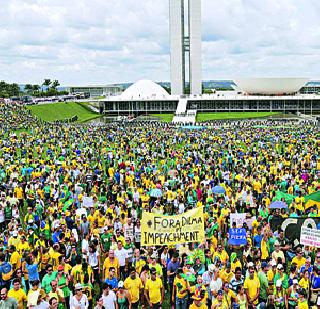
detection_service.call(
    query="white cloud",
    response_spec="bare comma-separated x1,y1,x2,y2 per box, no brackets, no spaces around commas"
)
0,0,319,85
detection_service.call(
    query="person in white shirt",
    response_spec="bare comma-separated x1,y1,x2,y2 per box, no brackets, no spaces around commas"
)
210,268,222,302
101,283,117,309
115,241,128,280
70,283,89,309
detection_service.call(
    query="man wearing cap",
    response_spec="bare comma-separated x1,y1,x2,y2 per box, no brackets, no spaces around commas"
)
244,265,260,307
258,262,269,305
8,231,19,249
202,264,214,307
272,241,285,265
144,268,164,309
124,267,143,309
274,264,289,290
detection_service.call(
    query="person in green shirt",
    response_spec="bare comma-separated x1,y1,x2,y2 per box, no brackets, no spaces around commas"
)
273,264,289,290
41,264,57,294
56,265,71,309
258,262,269,304
100,227,113,253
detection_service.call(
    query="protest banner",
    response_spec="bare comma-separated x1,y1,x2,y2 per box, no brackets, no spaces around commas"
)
230,213,256,229
228,228,247,246
141,207,205,246
82,196,94,208
230,213,246,228
300,227,320,248
270,217,320,244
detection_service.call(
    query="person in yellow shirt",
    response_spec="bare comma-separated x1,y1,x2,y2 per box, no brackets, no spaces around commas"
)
8,278,27,308
212,244,229,265
17,236,30,255
144,268,164,308
244,266,260,307
220,262,234,284
9,246,21,271
210,289,226,309
123,268,143,307
8,231,20,249
102,250,120,280
291,248,306,271
172,268,188,306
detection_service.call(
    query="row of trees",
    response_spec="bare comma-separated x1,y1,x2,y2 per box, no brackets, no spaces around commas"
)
24,79,68,97
0,79,69,99
0,81,20,98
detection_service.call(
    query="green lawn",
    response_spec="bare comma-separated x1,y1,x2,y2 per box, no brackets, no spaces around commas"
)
196,111,280,122
27,102,100,123
150,113,174,122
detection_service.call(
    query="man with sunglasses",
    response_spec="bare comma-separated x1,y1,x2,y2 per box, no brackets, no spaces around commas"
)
244,265,260,308
0,288,17,309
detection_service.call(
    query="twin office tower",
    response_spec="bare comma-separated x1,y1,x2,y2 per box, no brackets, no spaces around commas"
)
169,0,202,95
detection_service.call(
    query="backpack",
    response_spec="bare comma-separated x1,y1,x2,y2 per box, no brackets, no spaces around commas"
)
1,262,13,281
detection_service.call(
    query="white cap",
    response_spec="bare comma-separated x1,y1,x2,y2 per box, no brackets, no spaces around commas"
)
75,283,82,290
276,279,282,287
118,281,124,288
293,279,298,284
208,264,215,272
247,262,254,268
277,264,283,270
12,231,18,237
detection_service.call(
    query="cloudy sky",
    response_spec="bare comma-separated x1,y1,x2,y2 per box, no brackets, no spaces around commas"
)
1,0,320,85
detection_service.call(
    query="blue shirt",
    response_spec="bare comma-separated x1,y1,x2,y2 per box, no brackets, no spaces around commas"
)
253,234,263,248
26,263,39,282
105,277,118,289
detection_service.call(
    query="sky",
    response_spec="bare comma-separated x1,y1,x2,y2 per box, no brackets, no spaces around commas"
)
0,0,320,85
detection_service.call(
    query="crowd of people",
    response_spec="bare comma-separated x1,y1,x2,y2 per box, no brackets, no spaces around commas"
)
0,101,319,308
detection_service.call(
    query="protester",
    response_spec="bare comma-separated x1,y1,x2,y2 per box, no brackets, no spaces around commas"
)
0,102,319,308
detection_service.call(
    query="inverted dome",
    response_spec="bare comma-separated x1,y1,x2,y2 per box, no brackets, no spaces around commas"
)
120,80,169,100
234,78,308,95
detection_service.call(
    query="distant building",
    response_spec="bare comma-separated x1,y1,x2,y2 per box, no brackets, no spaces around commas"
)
170,0,202,95
299,81,320,94
68,85,122,98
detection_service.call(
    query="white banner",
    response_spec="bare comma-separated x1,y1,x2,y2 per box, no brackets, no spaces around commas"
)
300,227,320,248
82,197,94,208
230,214,256,229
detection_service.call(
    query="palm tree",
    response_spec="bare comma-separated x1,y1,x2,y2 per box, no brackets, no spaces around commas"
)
24,84,33,94
51,80,60,90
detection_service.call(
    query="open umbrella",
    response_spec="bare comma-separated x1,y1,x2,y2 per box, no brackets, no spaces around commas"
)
212,185,226,194
150,188,163,198
269,201,287,209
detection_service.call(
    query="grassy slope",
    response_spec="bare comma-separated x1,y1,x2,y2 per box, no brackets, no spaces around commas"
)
197,111,280,122
27,102,100,123
150,113,174,122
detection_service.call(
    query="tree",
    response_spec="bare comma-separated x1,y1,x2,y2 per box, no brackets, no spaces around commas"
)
24,84,33,94
51,80,60,90
32,85,40,92
42,79,51,89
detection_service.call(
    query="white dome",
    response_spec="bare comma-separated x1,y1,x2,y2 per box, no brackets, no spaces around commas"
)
234,78,308,95
120,80,169,100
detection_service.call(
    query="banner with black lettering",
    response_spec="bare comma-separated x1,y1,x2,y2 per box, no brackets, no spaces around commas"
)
141,207,205,246
270,217,320,245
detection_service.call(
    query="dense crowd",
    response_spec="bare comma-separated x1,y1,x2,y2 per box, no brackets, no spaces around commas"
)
0,102,319,308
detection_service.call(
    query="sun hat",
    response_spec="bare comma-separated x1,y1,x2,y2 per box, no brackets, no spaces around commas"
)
75,283,83,290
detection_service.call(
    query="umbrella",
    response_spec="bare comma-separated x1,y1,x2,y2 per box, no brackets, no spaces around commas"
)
212,185,226,194
269,201,287,209
150,188,163,198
